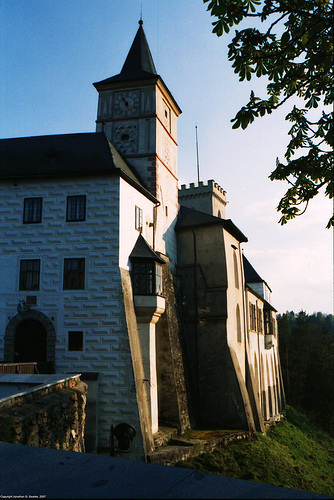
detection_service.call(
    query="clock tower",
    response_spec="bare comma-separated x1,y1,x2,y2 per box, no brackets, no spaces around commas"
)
93,21,181,263
94,20,181,264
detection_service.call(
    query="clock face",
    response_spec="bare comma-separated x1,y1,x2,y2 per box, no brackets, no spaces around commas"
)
114,91,140,116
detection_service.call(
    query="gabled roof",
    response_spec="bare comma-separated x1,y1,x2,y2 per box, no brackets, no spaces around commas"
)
0,132,157,202
175,205,248,243
129,234,165,263
93,21,157,86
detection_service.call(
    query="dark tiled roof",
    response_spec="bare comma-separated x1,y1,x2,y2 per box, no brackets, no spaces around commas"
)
243,255,264,283
0,132,157,202
129,234,165,263
243,255,273,294
175,205,248,243
93,23,157,86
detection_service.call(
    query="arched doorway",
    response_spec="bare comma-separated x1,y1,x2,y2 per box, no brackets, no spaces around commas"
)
14,319,47,362
4,310,55,372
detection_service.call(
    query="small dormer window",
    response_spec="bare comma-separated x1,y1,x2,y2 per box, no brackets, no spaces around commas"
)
46,144,60,166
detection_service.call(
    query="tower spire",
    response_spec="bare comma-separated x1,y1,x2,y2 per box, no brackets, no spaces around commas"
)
93,20,156,87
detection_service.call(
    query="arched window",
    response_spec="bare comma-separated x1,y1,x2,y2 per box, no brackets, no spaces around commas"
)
233,250,239,289
236,304,242,343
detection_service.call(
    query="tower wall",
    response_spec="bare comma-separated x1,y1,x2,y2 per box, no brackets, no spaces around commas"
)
179,180,227,218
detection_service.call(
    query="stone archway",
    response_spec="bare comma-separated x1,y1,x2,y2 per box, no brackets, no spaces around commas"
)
4,310,55,364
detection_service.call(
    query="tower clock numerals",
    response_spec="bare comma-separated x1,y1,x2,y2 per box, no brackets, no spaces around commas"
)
114,91,140,116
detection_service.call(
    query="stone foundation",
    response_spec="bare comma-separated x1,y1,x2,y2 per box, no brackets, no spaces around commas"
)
0,375,87,452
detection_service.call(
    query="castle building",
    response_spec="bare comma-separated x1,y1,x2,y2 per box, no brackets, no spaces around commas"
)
0,21,285,460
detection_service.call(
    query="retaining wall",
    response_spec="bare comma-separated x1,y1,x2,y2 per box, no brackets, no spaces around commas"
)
0,374,87,452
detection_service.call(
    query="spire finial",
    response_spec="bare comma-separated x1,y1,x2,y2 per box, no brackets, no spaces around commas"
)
139,5,143,25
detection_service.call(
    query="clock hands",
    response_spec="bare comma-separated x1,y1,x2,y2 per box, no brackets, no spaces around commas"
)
115,93,139,114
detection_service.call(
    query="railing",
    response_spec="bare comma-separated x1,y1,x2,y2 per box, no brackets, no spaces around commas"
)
0,362,38,374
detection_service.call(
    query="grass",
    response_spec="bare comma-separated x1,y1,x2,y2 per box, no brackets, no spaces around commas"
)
175,406,334,496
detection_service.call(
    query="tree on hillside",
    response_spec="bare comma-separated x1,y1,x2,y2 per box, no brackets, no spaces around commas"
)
204,0,333,227
277,311,334,435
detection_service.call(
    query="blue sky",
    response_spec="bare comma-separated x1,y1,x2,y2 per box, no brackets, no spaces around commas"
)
1,0,332,314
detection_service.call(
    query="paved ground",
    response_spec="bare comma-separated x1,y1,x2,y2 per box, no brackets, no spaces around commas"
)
0,442,329,499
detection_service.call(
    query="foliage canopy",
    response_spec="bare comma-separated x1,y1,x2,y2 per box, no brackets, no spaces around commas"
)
204,0,333,227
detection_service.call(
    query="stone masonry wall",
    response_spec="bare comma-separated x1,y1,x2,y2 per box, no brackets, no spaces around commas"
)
0,376,87,452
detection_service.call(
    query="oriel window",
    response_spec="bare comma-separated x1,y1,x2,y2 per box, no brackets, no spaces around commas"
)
131,260,163,296
63,258,85,290
19,259,40,291
67,195,86,222
23,198,43,223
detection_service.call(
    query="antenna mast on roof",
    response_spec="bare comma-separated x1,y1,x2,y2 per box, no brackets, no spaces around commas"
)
195,124,200,184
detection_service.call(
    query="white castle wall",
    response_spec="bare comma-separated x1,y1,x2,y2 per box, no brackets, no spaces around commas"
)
119,177,155,269
0,176,155,453
223,231,246,381
246,288,282,421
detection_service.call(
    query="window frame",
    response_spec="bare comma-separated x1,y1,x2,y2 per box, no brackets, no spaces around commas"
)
257,307,263,333
19,259,41,291
66,195,86,222
249,303,257,331
23,197,43,224
63,258,85,290
131,259,163,296
135,206,143,232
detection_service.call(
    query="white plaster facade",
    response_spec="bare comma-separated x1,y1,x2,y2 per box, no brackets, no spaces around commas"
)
0,174,161,454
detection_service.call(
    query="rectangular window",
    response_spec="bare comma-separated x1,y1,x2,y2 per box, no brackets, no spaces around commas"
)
250,304,256,331
131,260,163,296
155,264,163,295
63,258,85,290
135,206,143,232
23,197,43,223
264,311,272,335
67,195,86,221
132,261,154,295
19,259,40,291
68,331,83,351
257,308,263,333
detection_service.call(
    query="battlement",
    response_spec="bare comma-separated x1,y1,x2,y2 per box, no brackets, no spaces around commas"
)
179,179,227,218
179,179,226,196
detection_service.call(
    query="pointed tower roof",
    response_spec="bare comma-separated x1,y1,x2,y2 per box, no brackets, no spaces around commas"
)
93,21,182,115
94,21,158,86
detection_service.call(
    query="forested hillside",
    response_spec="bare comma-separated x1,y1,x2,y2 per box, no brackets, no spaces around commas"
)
277,311,334,436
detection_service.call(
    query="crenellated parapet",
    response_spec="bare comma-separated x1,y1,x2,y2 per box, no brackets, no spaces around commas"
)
178,179,227,218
